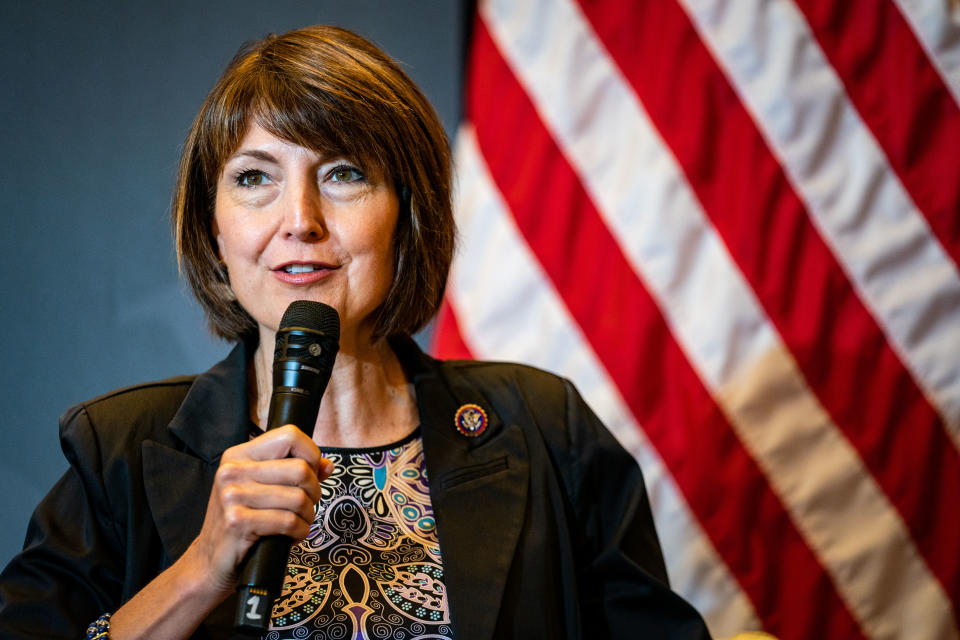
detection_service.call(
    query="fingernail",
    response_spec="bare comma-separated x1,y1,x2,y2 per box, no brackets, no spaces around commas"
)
321,458,334,476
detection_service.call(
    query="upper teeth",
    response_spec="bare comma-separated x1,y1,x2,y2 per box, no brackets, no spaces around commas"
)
285,265,318,274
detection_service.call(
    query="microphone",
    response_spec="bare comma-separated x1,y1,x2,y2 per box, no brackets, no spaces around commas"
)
234,300,340,633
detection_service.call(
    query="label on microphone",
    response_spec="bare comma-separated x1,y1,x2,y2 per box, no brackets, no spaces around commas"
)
277,386,308,395
236,585,272,630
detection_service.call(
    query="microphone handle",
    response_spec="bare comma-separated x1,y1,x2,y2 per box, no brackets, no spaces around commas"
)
234,537,290,633
234,388,324,633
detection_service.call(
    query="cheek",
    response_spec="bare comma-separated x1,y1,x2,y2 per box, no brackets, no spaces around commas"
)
367,216,400,281
213,205,271,265
213,219,242,266
340,198,399,261
374,241,396,288
371,231,400,307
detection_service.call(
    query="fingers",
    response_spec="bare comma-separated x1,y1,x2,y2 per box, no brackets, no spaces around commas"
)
220,493,316,541
210,425,333,543
232,507,311,541
222,425,335,480
217,457,324,506
225,424,323,468
190,426,336,589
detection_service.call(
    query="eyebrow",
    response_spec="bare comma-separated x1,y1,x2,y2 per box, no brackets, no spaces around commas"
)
228,149,279,164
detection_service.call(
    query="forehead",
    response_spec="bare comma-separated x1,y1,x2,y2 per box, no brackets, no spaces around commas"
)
224,123,314,163
218,115,388,181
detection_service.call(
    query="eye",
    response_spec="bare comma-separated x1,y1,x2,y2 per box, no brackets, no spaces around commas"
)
328,164,365,184
233,169,272,188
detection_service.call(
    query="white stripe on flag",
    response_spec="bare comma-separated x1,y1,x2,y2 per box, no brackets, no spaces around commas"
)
450,124,760,637
479,0,959,638
680,0,960,443
895,0,960,106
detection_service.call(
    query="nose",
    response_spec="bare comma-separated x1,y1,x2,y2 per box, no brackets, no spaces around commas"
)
280,177,326,241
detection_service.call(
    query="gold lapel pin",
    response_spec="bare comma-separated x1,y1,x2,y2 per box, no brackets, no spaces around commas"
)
454,403,488,437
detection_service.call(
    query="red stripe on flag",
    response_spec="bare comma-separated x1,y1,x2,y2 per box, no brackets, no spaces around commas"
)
795,0,960,268
576,0,960,604
467,19,865,639
431,296,475,360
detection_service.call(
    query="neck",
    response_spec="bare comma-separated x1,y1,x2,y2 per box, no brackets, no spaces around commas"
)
250,324,419,449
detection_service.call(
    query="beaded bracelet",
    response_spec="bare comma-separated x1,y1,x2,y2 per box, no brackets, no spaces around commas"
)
85,612,111,639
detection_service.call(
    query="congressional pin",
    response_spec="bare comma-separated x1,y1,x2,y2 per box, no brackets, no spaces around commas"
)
454,403,488,437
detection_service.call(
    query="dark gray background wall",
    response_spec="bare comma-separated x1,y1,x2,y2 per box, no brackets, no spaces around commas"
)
0,1,466,569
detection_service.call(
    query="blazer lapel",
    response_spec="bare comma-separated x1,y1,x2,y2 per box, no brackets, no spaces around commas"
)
142,341,251,564
140,439,245,638
140,342,254,638
395,338,530,640
142,443,216,562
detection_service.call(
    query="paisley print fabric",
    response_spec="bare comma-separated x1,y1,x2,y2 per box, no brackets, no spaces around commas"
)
264,429,454,639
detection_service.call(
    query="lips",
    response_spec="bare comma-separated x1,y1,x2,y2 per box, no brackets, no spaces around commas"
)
272,261,339,284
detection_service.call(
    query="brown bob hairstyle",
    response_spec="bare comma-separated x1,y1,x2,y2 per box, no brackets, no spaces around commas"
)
173,25,454,342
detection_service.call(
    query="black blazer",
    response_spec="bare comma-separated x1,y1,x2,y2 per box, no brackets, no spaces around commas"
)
0,337,709,639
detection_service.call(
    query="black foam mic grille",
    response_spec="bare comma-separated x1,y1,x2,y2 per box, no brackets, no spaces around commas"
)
278,300,340,341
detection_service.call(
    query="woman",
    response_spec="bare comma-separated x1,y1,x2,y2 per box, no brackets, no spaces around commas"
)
0,25,710,639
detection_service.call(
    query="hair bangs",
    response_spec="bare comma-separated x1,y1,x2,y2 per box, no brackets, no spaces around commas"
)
222,45,397,182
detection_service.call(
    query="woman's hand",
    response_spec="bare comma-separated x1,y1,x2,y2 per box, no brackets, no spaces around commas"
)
107,425,333,640
183,424,334,595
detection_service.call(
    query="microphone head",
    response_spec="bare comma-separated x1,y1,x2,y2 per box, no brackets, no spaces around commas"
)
279,300,340,342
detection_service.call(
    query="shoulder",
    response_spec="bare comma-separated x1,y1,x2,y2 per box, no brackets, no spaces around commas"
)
439,358,569,394
431,357,599,447
393,335,570,412
432,355,629,473
435,358,578,421
58,375,198,461
71,375,197,420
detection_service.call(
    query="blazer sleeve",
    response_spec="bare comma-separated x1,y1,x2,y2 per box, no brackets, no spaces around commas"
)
0,404,125,639
562,378,711,639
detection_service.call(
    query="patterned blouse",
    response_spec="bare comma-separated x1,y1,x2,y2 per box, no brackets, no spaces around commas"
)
262,428,454,639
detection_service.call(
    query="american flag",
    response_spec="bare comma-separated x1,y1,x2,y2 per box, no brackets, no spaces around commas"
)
430,1,960,638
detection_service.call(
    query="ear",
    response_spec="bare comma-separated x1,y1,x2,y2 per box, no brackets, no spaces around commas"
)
211,217,224,261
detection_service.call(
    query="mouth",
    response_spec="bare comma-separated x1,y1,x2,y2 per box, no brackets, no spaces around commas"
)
274,261,338,273
272,261,339,283
281,264,327,274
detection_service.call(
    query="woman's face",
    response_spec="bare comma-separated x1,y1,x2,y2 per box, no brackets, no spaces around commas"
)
213,122,399,341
